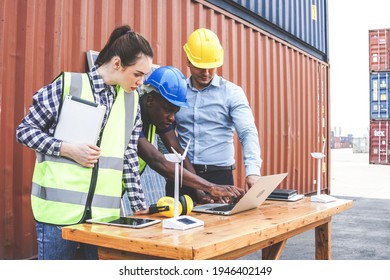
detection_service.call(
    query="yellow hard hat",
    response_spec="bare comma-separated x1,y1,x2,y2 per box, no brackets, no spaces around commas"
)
183,28,224,69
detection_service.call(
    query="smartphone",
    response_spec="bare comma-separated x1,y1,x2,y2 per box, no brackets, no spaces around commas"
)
86,216,160,229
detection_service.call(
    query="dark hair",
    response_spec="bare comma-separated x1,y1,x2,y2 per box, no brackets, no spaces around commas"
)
95,25,153,67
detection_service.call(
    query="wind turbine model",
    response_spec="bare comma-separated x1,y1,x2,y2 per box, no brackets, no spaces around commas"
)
311,139,336,203
162,140,204,230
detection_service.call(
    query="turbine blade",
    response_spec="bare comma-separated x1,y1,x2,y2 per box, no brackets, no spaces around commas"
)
171,147,181,160
321,139,326,154
180,162,184,188
182,139,191,158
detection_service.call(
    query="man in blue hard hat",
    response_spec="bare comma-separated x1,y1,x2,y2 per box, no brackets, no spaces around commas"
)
137,66,244,203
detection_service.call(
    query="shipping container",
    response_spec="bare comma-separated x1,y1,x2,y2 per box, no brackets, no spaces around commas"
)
369,29,390,72
209,0,329,62
1,0,330,259
332,136,352,149
370,71,390,120
369,120,390,164
353,137,369,153
342,135,353,145
330,130,335,149
333,142,351,149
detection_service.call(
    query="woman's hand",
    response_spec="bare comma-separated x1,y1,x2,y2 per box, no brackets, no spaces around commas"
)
60,142,101,168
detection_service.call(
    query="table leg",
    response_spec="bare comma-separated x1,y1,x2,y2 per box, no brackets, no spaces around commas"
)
262,240,287,260
315,219,331,260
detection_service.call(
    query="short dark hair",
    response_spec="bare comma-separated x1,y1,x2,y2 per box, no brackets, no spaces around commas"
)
95,25,153,67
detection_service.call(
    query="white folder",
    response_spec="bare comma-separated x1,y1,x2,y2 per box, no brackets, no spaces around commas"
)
54,95,106,144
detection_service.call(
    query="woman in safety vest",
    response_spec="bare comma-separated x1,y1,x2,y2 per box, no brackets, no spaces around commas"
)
16,25,153,260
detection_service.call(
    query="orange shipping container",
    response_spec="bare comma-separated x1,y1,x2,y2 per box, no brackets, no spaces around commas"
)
369,120,390,165
369,29,390,72
1,0,329,259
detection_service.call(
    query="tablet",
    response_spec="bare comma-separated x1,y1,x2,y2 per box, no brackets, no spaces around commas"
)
86,216,161,229
55,95,106,145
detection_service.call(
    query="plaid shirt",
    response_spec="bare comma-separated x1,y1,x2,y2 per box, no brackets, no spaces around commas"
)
16,66,146,212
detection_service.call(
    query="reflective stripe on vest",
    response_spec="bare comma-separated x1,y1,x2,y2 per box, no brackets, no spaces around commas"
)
138,124,156,174
31,72,139,225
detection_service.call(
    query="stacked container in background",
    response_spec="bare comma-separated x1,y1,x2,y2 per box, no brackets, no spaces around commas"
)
369,29,390,164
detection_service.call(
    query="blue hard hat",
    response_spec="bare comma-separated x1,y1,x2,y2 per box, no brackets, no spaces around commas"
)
144,66,189,108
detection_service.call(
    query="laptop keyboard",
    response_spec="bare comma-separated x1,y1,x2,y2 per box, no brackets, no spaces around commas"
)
209,204,235,212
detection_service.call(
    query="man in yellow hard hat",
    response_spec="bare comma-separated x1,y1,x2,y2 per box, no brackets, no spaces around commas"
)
166,28,262,203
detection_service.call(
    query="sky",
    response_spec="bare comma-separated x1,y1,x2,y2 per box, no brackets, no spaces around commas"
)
328,0,390,137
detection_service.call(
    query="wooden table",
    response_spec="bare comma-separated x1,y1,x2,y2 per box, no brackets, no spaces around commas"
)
62,197,353,260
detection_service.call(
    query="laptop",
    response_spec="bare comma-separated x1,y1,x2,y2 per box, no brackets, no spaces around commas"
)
192,173,288,215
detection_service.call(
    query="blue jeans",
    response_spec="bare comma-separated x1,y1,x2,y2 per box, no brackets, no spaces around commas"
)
36,222,98,260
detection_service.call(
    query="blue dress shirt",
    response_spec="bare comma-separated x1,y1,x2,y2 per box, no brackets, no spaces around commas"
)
174,74,262,176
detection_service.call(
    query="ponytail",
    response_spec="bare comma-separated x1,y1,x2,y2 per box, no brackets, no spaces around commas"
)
95,25,153,67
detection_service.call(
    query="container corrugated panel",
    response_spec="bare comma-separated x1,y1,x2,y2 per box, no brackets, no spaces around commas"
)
370,72,390,120
1,0,329,259
209,0,329,61
369,120,390,164
369,29,390,72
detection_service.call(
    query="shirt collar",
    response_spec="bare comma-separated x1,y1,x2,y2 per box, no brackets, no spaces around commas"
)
88,65,115,94
187,74,221,91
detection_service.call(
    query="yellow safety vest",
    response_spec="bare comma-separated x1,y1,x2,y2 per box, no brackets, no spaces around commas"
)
138,124,156,174
31,72,139,225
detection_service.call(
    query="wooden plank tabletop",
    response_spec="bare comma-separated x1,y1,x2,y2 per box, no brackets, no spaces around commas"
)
62,197,353,260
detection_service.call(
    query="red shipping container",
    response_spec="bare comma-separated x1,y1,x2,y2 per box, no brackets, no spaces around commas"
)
369,29,390,72
369,120,390,164
1,0,330,259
